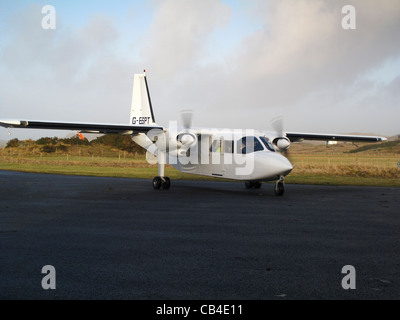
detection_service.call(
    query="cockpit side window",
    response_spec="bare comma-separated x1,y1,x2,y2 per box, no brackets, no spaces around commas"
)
259,136,275,152
237,136,264,154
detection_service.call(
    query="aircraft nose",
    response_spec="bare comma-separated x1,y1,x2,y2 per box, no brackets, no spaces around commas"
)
268,155,293,177
281,157,293,176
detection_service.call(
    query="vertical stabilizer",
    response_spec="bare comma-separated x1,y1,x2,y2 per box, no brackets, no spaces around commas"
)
130,72,156,125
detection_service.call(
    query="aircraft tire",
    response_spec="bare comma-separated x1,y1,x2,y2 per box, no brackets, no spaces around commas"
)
274,181,284,196
161,177,171,190
153,176,162,190
245,181,253,189
253,182,262,189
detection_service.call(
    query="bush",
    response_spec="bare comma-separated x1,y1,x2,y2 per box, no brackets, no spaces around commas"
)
59,136,89,146
41,145,56,153
91,134,144,154
37,137,59,145
57,144,69,152
6,138,20,148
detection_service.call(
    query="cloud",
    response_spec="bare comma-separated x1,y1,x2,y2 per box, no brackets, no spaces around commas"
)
0,4,137,133
175,0,400,135
0,0,399,141
229,0,400,103
140,0,231,77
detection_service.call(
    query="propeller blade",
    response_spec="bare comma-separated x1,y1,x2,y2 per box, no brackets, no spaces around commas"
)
180,109,194,129
271,115,284,137
271,115,293,160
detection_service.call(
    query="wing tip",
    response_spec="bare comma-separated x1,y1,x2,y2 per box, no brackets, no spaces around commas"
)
0,119,22,127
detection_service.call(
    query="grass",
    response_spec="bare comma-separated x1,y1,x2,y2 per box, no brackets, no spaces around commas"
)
287,153,400,187
0,156,223,181
1,150,399,187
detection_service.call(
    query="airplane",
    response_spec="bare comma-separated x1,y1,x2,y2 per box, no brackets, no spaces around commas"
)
0,71,387,196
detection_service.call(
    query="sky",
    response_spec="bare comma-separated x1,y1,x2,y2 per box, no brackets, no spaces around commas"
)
0,0,399,141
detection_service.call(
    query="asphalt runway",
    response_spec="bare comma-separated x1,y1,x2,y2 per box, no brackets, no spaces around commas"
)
0,170,399,300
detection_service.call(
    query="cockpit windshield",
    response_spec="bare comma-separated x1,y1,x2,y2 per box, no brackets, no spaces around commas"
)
259,136,275,152
237,136,264,154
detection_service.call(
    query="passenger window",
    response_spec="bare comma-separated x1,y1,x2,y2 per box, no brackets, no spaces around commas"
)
211,140,222,153
224,140,233,153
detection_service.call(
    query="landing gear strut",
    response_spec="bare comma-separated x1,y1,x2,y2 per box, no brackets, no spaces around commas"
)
153,151,171,190
274,176,285,196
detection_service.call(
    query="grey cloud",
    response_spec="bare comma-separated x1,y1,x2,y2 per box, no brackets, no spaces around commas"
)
170,0,400,134
229,0,400,105
1,0,399,141
0,4,137,135
140,0,231,77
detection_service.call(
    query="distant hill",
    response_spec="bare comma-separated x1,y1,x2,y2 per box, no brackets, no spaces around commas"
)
0,140,7,148
347,139,400,154
388,134,400,141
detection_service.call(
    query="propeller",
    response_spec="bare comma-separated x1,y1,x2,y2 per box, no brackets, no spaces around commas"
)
271,115,284,137
271,115,291,159
177,109,197,157
180,109,194,129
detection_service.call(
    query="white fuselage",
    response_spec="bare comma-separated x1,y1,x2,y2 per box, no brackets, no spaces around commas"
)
132,128,293,182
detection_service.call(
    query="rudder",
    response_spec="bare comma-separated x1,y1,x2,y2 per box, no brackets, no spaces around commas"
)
130,72,156,126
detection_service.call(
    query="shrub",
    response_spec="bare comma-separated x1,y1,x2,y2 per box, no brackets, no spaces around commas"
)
59,136,89,146
90,134,144,154
37,137,59,145
6,138,20,148
41,145,56,153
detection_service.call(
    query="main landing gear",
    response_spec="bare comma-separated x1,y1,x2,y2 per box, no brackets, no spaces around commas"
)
245,176,285,196
153,176,171,190
244,181,262,189
153,151,171,190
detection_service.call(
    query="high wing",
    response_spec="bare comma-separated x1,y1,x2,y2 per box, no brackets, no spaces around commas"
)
0,119,163,135
286,132,387,143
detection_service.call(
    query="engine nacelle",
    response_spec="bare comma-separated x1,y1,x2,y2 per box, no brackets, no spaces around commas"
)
177,130,198,148
167,130,198,157
179,133,196,146
273,137,291,152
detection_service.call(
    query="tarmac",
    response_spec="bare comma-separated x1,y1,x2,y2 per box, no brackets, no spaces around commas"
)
0,170,399,300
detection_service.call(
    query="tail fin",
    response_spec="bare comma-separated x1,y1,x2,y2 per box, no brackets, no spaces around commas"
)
130,71,156,126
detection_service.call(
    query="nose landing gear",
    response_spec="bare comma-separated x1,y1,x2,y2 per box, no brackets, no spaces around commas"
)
274,176,285,196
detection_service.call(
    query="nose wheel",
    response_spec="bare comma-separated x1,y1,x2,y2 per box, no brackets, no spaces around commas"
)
153,176,171,190
274,177,285,196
